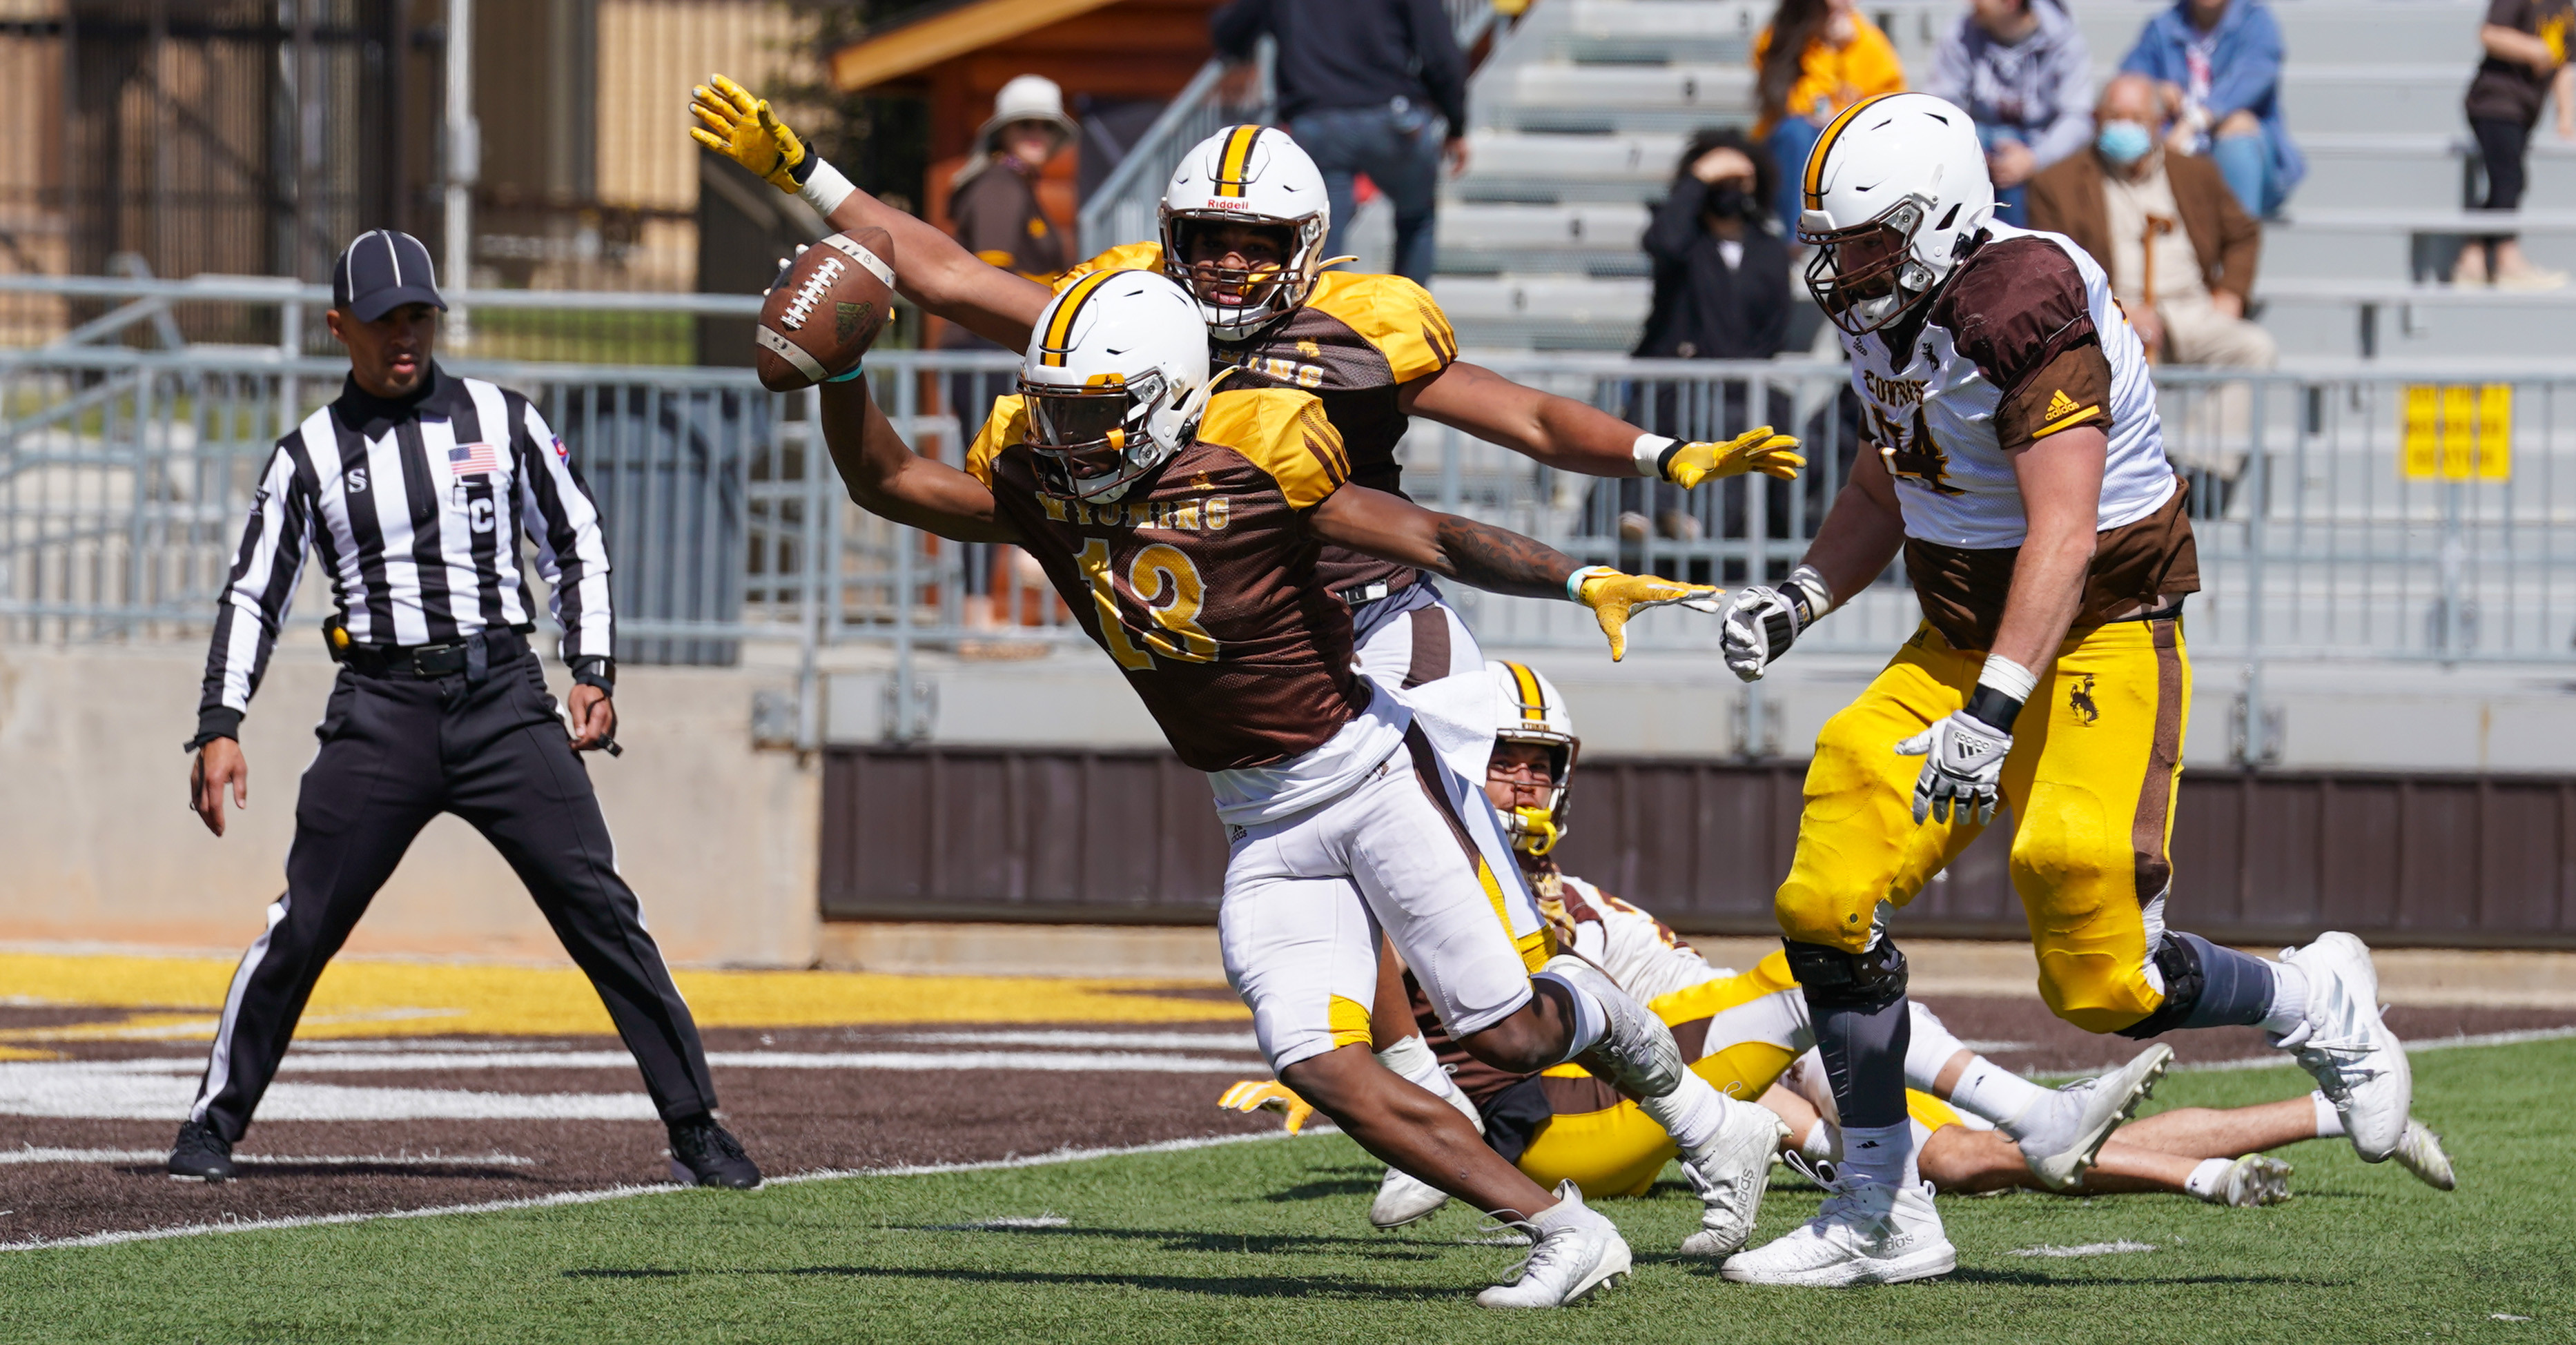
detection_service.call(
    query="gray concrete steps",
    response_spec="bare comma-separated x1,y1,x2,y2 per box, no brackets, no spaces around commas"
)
1432,273,1652,349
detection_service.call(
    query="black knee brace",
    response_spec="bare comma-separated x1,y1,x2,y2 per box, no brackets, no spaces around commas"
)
1782,937,1910,1014
2113,932,2208,1040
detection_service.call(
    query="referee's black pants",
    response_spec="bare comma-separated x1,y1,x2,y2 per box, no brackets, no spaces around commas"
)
188,651,719,1142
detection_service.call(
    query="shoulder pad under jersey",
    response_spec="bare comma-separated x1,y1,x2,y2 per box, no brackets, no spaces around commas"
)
1302,270,1461,384
1197,387,1349,511
966,394,1030,488
1057,242,1167,293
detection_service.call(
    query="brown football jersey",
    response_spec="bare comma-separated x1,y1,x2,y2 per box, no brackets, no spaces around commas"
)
967,386,1374,772
1060,244,1460,597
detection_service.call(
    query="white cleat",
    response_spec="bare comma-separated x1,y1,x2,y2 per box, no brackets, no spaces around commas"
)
1721,1166,1956,1287
1369,1166,1452,1228
2020,1043,2174,1192
2209,1154,2294,1207
1678,1098,1791,1257
2392,1119,2457,1191
1475,1181,1633,1308
2273,932,2412,1161
1542,954,1684,1099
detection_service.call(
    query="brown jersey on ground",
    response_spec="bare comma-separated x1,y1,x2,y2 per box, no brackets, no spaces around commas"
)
1061,243,1459,597
966,386,1374,772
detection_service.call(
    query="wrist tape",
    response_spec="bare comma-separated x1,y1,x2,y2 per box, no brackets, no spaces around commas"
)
797,157,855,217
1566,565,1619,603
1964,654,2036,731
1632,433,1679,480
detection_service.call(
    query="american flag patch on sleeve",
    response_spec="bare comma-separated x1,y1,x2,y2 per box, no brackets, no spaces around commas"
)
449,441,500,477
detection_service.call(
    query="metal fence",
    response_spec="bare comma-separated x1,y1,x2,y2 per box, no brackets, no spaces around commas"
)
6,333,2574,747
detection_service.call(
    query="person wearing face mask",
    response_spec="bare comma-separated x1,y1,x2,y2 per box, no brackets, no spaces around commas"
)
1924,0,2096,227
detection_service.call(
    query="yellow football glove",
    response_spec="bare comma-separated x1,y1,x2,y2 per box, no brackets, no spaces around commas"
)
1569,567,1721,662
690,73,809,193
1657,426,1805,489
1218,1079,1316,1134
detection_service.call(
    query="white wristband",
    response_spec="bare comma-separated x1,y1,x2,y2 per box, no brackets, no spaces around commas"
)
1975,654,2040,704
1565,565,1618,603
799,158,856,217
1632,433,1677,479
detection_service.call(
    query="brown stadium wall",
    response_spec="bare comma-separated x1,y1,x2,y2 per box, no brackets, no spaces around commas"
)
819,747,2576,950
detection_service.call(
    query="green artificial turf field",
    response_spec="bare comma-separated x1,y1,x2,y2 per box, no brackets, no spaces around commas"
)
7,1037,2571,1344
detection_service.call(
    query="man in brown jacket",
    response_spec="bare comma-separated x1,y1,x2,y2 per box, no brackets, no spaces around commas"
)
2028,72,2274,371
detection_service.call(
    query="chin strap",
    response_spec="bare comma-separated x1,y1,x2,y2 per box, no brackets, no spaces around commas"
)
1316,254,1360,271
1513,807,1561,856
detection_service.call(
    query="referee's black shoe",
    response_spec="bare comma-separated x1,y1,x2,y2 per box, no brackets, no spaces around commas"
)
668,1115,762,1189
167,1119,237,1181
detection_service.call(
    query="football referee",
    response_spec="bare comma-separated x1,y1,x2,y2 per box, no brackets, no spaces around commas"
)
169,229,759,1189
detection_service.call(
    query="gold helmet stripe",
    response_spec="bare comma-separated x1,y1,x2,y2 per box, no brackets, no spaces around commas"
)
1037,267,1124,368
1503,660,1547,722
1802,92,1898,209
1214,124,1262,199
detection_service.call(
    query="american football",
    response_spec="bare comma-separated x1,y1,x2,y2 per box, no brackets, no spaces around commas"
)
753,227,894,391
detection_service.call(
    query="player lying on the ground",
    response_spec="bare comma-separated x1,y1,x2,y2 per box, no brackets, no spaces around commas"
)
691,76,1799,691
1765,1048,2455,1205
817,268,1782,1309
1714,92,2417,1286
1225,659,2455,1218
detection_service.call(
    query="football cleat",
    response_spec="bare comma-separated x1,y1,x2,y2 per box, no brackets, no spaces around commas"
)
2210,1154,2294,1207
1475,1181,1633,1308
1677,1097,1791,1257
1542,954,1684,1099
667,1115,763,1189
166,1119,236,1182
2272,932,2412,1162
2392,1119,2457,1192
1721,1161,1956,1288
2020,1043,2173,1192
1369,1166,1452,1228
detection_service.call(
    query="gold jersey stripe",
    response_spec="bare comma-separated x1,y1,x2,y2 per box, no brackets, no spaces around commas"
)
1802,93,1898,208
1038,268,1123,367
1215,124,1262,198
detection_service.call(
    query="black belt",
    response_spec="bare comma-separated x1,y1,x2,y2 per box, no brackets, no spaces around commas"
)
335,625,534,680
2105,596,2188,625
1334,575,1416,609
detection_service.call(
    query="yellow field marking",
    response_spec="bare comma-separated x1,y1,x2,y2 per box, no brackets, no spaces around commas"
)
0,951,1245,1046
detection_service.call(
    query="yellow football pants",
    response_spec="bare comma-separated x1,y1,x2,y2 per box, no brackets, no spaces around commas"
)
1773,618,2192,1034
1514,954,1804,1199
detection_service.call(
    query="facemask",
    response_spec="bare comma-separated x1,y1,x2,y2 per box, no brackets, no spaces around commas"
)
1708,184,1753,219
2096,121,2152,167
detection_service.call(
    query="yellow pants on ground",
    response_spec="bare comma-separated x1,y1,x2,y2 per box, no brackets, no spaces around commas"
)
1513,953,1803,1199
1773,618,2192,1034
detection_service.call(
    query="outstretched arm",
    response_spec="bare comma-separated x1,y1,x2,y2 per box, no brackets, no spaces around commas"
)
1403,360,1802,486
691,75,1051,348
1310,484,1714,659
818,380,1022,544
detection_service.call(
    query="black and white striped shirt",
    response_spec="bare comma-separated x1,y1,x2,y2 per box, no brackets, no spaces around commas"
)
195,367,611,742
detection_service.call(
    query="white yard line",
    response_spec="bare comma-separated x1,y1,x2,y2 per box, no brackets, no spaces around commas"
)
0,1148,536,1167
0,1130,1309,1254
2009,1240,2158,1257
9,1050,1265,1077
881,1030,1262,1051
2034,1025,2576,1079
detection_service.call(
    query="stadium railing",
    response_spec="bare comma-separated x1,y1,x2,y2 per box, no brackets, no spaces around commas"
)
4,300,2571,754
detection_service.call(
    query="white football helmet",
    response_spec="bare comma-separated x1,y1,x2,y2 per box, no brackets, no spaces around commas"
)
1487,660,1580,856
1798,92,1996,336
1020,268,1216,502
1158,124,1332,340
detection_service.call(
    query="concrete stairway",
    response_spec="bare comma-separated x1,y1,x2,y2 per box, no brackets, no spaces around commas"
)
1434,0,2576,360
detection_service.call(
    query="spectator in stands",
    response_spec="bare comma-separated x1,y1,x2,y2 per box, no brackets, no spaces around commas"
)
2457,0,2575,288
1753,0,1906,235
1213,0,1467,284
2119,0,2304,218
1926,0,2095,226
2029,73,2271,369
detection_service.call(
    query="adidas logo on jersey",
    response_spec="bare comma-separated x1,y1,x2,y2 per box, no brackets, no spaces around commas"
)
2043,389,2082,422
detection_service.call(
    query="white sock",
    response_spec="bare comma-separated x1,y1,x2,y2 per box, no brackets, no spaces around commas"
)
1950,1056,2056,1140
1529,1186,1604,1231
1902,1003,1970,1091
2183,1157,2234,1201
1638,1070,1728,1154
2259,960,2310,1037
1532,970,1608,1061
1837,1120,1918,1188
1376,1034,1483,1132
2312,1090,2345,1139
1799,1119,1840,1162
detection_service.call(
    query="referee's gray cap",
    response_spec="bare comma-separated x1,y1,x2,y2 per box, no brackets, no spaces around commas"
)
332,229,447,322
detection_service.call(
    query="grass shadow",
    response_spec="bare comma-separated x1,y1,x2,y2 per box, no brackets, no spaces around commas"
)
564,1265,1450,1301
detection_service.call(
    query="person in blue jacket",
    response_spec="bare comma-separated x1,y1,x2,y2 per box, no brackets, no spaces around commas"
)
2120,0,2305,217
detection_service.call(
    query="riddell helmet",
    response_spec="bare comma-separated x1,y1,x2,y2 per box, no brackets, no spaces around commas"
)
1020,269,1217,502
1158,125,1332,341
1798,92,1995,337
1486,660,1580,856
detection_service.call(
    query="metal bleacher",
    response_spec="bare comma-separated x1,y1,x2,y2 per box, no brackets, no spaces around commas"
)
1434,0,2576,360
